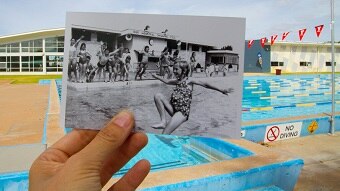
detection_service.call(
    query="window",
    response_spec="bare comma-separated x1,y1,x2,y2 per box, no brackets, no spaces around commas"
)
9,56,20,72
21,39,43,52
180,43,186,50
33,39,43,52
226,55,238,64
0,56,6,72
9,43,20,53
326,62,336,66
46,55,63,72
21,41,30,52
21,56,30,72
0,44,6,53
271,62,284,66
211,56,224,64
300,61,312,66
192,44,199,51
45,36,64,52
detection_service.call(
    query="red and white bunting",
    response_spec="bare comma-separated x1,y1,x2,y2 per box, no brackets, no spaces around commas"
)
248,40,255,48
282,32,290,41
315,25,324,37
260,38,267,48
271,35,278,45
298,28,307,41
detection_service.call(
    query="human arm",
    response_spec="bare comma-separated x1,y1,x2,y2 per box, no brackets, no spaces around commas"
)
74,35,85,47
188,79,234,95
109,47,124,57
29,111,150,191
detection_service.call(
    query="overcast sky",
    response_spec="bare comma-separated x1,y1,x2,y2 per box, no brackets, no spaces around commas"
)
0,0,338,42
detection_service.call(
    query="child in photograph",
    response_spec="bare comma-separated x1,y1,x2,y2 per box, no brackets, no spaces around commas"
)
214,63,219,76
135,46,151,80
77,43,91,83
122,55,131,81
160,47,171,78
151,61,234,134
108,48,124,82
68,35,84,82
189,52,196,77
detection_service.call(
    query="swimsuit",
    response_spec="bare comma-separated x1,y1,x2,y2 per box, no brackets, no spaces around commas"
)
170,80,192,119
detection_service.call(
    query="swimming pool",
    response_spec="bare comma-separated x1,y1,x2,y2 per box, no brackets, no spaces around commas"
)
242,74,340,121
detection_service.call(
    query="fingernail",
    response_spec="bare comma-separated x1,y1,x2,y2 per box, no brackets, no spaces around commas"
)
113,111,132,128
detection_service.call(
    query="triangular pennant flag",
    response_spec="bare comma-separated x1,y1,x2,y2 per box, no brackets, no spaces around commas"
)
298,28,307,41
282,32,290,41
260,38,267,48
248,40,254,48
271,35,278,45
315,25,324,37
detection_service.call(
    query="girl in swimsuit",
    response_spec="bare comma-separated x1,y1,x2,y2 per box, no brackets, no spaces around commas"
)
78,43,91,83
68,36,84,82
151,61,234,135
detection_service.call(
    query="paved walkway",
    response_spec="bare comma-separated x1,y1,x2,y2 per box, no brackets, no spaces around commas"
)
267,132,340,191
0,83,49,146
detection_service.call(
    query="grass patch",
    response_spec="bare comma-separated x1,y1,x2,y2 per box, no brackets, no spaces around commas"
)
0,75,62,84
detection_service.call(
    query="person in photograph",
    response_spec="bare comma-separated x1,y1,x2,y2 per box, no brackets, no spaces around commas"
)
205,63,214,77
151,61,234,134
214,63,219,76
122,48,133,71
97,48,110,82
189,52,196,77
87,42,108,82
135,46,151,80
68,35,84,82
110,52,125,82
78,43,91,83
160,47,171,78
122,55,131,81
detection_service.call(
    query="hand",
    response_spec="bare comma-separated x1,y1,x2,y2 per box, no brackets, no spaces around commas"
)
29,111,150,191
222,88,234,95
80,35,85,39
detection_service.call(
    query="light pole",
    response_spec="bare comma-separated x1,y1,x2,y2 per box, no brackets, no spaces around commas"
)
330,0,335,135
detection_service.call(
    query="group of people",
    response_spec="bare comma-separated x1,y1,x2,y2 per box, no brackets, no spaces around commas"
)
67,36,234,84
67,36,132,83
205,62,234,77
158,48,198,79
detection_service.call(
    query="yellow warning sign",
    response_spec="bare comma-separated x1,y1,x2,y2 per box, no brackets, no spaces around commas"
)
308,120,318,134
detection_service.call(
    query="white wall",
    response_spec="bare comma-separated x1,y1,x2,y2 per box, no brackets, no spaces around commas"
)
270,44,340,73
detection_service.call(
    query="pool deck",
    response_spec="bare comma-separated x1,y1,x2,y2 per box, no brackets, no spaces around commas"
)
0,79,339,190
242,112,340,126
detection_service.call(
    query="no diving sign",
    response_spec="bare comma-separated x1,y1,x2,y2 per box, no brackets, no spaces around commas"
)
264,122,302,142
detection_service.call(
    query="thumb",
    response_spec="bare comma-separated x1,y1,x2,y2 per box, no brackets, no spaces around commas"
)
78,111,135,165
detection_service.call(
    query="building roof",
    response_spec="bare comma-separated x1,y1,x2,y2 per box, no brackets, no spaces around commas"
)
207,50,238,55
268,41,340,47
0,28,65,44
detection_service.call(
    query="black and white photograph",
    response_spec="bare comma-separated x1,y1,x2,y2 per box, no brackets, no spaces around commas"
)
61,12,245,138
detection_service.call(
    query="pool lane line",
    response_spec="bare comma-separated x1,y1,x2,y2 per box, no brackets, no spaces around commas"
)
245,100,340,112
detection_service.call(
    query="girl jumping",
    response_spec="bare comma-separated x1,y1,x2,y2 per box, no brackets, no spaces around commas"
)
151,61,234,134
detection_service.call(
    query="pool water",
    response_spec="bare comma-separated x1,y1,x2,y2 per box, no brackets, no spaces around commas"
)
242,75,340,121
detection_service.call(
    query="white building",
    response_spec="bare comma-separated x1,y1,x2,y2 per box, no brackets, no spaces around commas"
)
0,28,64,75
245,40,340,73
270,42,340,73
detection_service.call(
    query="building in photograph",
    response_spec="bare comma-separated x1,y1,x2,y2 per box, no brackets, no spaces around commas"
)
244,40,340,73
0,28,64,75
